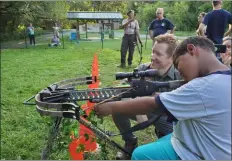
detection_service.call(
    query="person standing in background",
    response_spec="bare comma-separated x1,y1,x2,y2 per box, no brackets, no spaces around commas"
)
149,8,175,46
27,23,35,46
53,22,60,38
196,12,206,36
199,1,232,44
118,10,142,68
220,36,231,67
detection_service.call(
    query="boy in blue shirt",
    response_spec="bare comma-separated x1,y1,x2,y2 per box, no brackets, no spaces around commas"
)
95,36,231,160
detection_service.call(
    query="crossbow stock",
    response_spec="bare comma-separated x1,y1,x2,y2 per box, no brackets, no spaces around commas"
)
24,69,185,158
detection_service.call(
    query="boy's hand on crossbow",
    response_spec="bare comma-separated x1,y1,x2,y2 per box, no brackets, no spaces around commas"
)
94,102,113,117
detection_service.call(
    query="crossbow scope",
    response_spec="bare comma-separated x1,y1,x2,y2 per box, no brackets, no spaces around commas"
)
115,69,158,80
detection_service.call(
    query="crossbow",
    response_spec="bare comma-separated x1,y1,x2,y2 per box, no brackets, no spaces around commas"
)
24,69,185,159
134,31,143,66
135,39,143,66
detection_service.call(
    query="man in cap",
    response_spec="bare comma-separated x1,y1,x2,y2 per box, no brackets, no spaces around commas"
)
118,10,142,68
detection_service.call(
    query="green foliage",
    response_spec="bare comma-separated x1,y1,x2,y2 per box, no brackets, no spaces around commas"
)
136,1,231,31
224,1,232,13
167,2,190,31
76,144,85,153
1,1,231,38
16,25,26,32
87,111,103,127
1,27,44,41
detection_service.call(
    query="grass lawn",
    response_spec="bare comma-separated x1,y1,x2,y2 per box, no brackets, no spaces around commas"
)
1,37,159,159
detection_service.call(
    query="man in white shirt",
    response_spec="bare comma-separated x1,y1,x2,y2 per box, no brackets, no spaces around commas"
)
118,10,141,68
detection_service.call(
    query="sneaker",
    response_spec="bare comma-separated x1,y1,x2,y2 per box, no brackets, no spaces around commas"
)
116,151,130,160
115,140,138,160
155,129,165,139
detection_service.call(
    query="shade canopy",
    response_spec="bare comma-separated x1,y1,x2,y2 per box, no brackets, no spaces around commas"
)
67,11,123,21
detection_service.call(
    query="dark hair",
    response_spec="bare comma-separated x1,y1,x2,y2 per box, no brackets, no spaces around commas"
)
173,36,215,68
213,1,221,7
127,10,135,16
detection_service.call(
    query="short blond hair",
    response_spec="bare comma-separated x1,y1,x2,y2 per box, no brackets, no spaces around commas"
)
156,8,164,13
154,34,179,57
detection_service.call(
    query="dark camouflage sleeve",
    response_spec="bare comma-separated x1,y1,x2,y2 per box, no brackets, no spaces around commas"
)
135,63,151,71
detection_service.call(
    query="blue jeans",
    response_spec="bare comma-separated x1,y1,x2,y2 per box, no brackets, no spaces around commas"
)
132,134,180,160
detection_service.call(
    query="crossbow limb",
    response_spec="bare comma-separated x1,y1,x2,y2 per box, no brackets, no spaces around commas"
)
23,75,98,159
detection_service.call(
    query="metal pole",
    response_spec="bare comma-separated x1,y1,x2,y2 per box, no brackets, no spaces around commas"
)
25,29,28,49
101,21,104,49
85,22,88,39
145,26,149,50
102,22,104,49
62,28,64,49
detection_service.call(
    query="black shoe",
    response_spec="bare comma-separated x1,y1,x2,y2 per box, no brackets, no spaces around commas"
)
115,139,138,160
155,129,166,139
117,64,126,68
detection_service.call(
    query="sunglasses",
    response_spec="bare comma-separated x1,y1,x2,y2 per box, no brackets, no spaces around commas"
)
156,12,162,15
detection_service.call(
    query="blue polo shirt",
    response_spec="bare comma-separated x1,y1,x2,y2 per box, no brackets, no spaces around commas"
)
149,18,175,37
203,9,232,44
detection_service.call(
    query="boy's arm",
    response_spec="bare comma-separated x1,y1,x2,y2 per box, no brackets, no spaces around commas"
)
94,96,162,117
